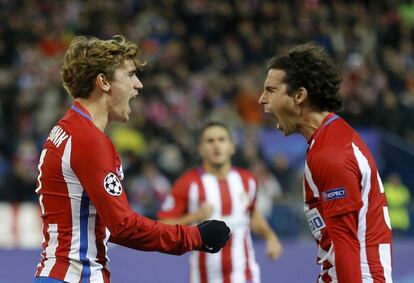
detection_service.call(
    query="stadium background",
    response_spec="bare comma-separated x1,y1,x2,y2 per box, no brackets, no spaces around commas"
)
0,0,413,282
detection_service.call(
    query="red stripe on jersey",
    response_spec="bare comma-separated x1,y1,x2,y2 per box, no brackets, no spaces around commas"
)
244,233,252,281
195,172,207,283
195,170,206,204
36,223,50,276
219,179,232,215
94,215,108,278
102,269,110,283
199,252,207,283
366,245,387,282
222,235,232,283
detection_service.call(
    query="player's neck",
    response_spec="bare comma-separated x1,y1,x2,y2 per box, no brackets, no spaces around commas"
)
297,110,331,140
203,162,232,179
75,97,109,132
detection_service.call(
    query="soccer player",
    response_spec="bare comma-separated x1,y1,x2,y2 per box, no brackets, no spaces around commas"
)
158,122,282,283
259,43,393,282
33,35,230,283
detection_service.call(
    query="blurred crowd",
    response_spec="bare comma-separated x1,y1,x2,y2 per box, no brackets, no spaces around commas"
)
0,0,413,238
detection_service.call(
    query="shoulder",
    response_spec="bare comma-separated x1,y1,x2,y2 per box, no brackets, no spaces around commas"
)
233,167,255,178
58,115,115,165
174,168,201,187
310,118,356,162
233,167,258,184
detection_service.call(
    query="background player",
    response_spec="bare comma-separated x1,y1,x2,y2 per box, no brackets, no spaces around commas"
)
259,43,393,282
33,35,230,283
158,121,282,283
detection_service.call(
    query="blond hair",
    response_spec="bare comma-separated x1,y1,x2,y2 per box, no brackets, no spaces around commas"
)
62,35,145,98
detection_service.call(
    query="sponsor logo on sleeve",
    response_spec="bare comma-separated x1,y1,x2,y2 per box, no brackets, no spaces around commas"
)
103,173,122,196
322,187,347,201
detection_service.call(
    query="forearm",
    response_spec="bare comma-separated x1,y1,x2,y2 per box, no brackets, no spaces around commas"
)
250,210,277,240
108,211,202,255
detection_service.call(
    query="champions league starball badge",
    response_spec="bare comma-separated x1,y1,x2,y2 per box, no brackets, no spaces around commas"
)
103,172,123,196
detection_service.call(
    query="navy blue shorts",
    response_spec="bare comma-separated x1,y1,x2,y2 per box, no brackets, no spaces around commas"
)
33,277,66,283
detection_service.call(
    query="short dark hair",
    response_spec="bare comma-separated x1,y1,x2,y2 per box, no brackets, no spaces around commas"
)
198,121,233,143
267,42,343,112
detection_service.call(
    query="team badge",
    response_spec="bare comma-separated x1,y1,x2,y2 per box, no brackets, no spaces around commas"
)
103,173,122,196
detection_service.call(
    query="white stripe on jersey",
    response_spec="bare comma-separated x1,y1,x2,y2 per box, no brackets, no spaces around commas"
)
248,178,257,204
188,182,199,216
226,171,250,231
39,224,58,277
62,137,83,283
201,174,223,283
36,149,48,215
379,244,393,283
189,252,201,283
206,252,223,283
305,162,320,198
383,207,392,230
352,143,373,283
377,172,385,193
246,232,260,283
227,172,247,283
202,174,222,218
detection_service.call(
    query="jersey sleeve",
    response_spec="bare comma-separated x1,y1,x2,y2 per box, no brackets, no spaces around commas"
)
157,174,190,219
311,145,363,218
70,136,201,254
325,211,362,283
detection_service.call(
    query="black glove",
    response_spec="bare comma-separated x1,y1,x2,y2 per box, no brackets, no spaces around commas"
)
197,220,231,253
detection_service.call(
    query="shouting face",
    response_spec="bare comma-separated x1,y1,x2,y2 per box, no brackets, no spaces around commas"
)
259,69,300,136
107,59,143,122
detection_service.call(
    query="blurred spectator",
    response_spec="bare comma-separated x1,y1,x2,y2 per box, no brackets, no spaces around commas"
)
126,161,171,219
250,159,283,219
384,173,411,233
0,138,38,203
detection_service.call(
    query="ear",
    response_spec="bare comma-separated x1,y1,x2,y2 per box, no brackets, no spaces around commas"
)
95,73,111,92
294,87,308,105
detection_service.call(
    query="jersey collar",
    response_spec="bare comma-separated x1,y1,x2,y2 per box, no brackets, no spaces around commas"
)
307,113,340,148
71,102,92,121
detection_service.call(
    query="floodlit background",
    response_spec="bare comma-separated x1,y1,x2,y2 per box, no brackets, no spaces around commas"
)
0,0,413,282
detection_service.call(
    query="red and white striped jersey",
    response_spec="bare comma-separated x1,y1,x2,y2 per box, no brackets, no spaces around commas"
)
158,168,260,283
304,113,393,283
34,102,201,283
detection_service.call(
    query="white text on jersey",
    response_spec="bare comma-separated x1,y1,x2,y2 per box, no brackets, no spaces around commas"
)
47,126,69,148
